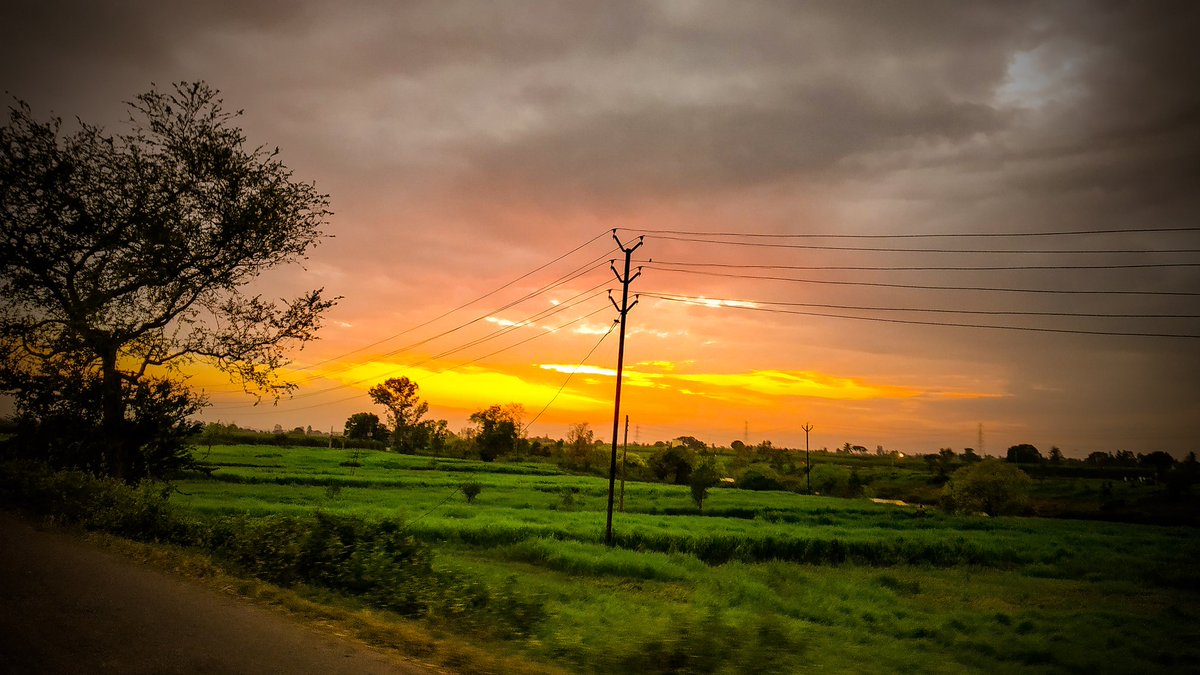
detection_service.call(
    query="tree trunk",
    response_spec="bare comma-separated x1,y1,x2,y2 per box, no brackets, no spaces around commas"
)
99,348,130,482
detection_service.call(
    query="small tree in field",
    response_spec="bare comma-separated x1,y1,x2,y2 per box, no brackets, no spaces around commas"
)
461,480,482,504
689,454,721,512
941,460,1032,516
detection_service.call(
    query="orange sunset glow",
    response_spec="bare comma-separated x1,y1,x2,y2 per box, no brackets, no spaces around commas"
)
3,2,1198,457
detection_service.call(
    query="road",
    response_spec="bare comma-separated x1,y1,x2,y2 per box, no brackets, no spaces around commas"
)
0,512,436,674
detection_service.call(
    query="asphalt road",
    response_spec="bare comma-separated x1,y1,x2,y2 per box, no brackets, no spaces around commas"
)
0,512,435,674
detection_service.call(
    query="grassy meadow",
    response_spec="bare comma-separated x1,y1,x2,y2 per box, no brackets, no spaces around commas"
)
158,444,1200,673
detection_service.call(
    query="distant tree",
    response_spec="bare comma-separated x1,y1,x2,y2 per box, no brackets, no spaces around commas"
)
1085,451,1113,466
566,422,596,469
1049,446,1064,464
674,435,707,451
650,445,695,484
1138,451,1176,479
1005,444,1044,464
470,404,519,461
368,377,429,453
1114,450,1137,466
730,439,747,453
941,460,1032,516
0,82,334,481
689,454,721,512
962,448,982,464
344,412,388,442
416,419,451,454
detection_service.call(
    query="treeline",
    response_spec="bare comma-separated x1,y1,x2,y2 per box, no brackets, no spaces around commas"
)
198,423,385,450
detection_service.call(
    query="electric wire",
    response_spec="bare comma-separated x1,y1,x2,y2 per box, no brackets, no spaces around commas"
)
639,259,1200,272
644,264,1200,296
522,319,619,434
208,285,610,406
207,301,616,415
640,234,1200,255
203,249,615,394
291,229,614,373
617,225,1200,239
640,291,1200,320
648,293,1200,339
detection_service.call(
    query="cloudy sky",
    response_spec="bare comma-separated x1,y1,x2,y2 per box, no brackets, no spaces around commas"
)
3,1,1198,456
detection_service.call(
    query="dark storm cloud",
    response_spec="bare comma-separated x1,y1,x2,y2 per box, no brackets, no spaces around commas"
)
1,0,1197,451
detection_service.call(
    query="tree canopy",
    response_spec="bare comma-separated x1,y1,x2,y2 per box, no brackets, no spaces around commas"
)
344,412,389,443
0,82,335,480
470,404,521,462
368,377,428,452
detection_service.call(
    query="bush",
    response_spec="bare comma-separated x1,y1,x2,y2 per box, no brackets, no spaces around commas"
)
0,461,545,637
461,480,483,503
740,465,786,491
942,460,1032,516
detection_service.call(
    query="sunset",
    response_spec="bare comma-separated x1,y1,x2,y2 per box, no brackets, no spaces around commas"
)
2,3,1199,673
2,2,1196,457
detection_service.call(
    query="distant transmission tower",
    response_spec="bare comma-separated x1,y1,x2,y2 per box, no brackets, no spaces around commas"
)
744,420,749,444
977,423,985,456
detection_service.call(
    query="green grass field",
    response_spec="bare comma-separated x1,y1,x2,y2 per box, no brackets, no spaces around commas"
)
173,445,1200,673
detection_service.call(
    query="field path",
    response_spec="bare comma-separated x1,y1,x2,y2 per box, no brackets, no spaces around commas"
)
0,511,438,674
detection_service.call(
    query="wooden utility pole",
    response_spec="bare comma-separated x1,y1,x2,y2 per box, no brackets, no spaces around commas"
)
605,231,643,546
802,422,814,494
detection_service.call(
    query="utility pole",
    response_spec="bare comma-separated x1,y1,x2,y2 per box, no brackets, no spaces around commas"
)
802,422,814,494
619,414,629,512
605,231,643,547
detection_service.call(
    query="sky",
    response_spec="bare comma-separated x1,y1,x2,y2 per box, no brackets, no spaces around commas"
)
2,1,1198,457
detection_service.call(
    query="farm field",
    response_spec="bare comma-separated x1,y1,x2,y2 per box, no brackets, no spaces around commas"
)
169,445,1200,673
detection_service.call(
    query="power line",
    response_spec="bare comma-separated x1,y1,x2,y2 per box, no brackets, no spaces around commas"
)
644,264,1200,296
228,284,611,403
207,301,616,414
643,290,1195,319
640,234,1200,255
639,259,1200,272
205,250,615,394
522,319,619,434
648,293,1200,339
290,230,615,373
618,225,1200,239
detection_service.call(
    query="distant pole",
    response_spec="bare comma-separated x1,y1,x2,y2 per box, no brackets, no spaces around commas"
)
802,423,814,494
605,230,643,547
619,414,629,512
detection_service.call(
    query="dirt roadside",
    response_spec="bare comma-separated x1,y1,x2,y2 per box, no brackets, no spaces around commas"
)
0,511,439,674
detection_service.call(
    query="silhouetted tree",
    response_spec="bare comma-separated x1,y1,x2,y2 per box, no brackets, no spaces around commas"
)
0,82,334,481
566,422,596,469
1138,451,1176,479
1005,444,1044,464
344,412,389,442
368,377,428,453
470,404,519,461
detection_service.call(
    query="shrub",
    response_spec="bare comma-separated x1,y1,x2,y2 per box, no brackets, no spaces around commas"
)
941,460,1032,516
461,480,483,503
739,465,786,491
